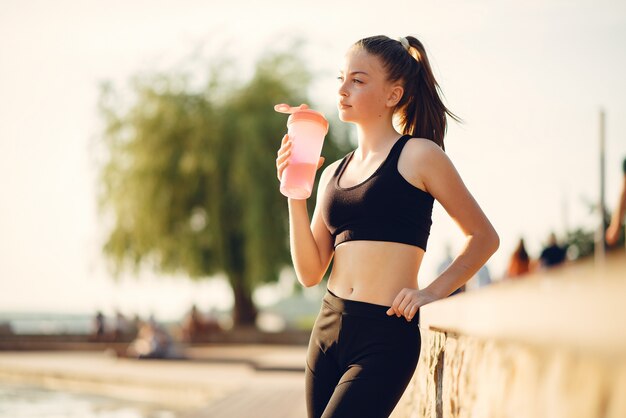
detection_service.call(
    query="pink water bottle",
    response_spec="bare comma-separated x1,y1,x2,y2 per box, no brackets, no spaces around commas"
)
275,103,329,199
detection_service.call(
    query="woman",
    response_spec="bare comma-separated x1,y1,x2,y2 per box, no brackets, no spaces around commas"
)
276,35,499,418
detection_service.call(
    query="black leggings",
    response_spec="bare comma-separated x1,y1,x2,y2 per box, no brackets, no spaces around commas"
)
305,287,422,418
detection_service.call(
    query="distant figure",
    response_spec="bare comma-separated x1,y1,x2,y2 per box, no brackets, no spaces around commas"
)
539,232,567,268
113,311,130,341
126,317,182,359
93,311,105,340
606,157,626,246
181,304,221,342
128,314,141,337
506,238,531,278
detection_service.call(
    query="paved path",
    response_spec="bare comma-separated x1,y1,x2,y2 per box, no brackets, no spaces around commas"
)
184,386,305,418
0,344,308,417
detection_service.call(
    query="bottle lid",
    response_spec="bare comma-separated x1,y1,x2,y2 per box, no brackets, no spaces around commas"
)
287,110,329,133
274,103,329,134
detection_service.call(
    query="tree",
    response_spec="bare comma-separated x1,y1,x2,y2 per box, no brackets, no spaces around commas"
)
96,47,351,327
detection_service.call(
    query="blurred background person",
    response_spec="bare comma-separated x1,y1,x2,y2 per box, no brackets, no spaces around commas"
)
126,316,182,359
505,238,531,279
538,232,567,269
181,304,222,342
91,310,106,341
113,310,131,341
606,157,626,246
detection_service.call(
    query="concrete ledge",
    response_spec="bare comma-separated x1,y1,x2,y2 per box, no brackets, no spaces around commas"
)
420,251,626,357
393,251,626,418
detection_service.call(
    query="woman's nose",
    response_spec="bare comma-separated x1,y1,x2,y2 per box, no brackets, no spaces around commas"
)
338,82,348,97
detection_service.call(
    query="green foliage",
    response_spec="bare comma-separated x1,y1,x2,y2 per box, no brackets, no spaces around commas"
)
563,205,614,259
96,45,352,324
564,228,596,259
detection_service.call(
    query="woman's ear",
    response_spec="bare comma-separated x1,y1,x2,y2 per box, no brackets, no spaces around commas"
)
387,85,404,107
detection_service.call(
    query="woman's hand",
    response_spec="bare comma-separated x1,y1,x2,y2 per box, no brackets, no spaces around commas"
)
386,288,439,322
276,134,325,182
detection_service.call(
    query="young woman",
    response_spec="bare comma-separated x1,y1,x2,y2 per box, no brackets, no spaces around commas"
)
275,35,499,418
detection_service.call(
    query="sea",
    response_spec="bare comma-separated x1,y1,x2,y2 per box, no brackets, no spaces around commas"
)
0,383,181,418
0,312,94,335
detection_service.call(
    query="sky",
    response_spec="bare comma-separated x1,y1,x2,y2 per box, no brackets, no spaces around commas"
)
1,0,625,321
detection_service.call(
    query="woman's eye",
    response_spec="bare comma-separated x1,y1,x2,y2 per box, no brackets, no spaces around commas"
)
336,76,362,84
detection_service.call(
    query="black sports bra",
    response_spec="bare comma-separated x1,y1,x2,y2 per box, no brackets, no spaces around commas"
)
321,135,434,251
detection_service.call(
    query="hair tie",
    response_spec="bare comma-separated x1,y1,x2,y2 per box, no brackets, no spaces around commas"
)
397,37,410,51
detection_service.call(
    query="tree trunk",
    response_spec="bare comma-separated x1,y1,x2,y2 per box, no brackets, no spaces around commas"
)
232,277,258,328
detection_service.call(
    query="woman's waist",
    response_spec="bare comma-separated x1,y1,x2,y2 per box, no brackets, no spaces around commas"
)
328,241,423,304
328,265,420,306
326,276,419,307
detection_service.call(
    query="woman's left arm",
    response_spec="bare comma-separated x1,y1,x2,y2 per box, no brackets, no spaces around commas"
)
387,140,500,320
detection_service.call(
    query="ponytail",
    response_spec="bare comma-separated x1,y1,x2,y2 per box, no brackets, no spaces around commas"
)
353,35,462,151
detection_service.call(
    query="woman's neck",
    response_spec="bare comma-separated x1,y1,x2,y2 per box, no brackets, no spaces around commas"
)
354,122,402,158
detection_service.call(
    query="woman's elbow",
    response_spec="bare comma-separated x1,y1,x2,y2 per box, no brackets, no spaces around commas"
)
486,227,500,254
296,272,324,288
300,279,323,289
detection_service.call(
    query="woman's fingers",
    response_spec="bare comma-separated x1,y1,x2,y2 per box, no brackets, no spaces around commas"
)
386,289,420,321
387,289,409,317
396,295,412,318
277,160,290,180
277,139,292,157
276,138,292,181
386,295,400,316
276,144,292,163
406,304,419,321
276,135,324,180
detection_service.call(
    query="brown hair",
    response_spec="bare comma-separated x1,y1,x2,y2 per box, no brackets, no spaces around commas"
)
353,35,462,151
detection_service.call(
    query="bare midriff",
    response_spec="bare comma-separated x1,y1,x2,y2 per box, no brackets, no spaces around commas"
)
327,240,425,307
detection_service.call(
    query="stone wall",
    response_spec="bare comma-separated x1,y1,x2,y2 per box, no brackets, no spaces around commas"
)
392,251,626,418
394,330,625,418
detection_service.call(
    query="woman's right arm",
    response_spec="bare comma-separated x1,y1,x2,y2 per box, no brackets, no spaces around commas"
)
277,134,335,287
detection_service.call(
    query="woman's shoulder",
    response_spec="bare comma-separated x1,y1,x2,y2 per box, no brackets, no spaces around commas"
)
404,136,443,152
397,137,456,191
402,137,446,166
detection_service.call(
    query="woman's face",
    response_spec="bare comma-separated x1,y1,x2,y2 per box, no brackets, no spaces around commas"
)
337,48,397,124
